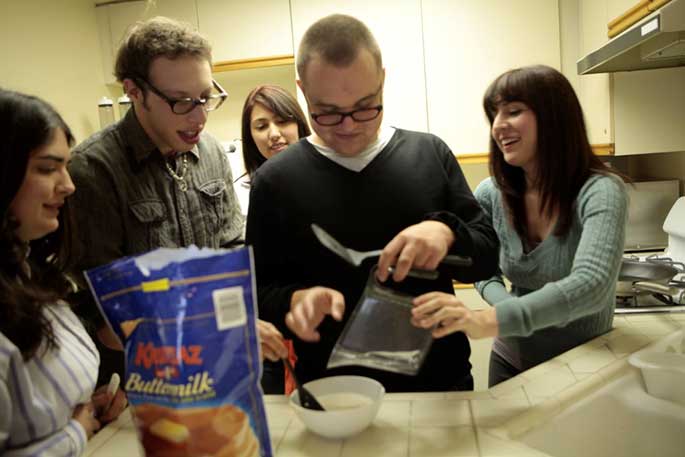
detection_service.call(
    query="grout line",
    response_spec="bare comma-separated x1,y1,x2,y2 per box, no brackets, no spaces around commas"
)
468,400,484,456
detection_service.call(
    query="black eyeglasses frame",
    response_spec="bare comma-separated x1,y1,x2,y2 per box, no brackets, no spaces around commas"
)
135,78,228,115
310,105,384,126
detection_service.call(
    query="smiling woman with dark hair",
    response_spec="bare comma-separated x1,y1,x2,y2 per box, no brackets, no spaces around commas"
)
411,65,628,386
240,84,310,179
0,89,122,455
237,85,311,394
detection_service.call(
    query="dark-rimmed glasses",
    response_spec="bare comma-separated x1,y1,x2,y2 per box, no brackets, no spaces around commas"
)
136,78,228,115
310,105,383,126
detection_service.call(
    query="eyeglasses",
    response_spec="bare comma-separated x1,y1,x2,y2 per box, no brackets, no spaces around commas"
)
136,78,228,115
310,105,383,126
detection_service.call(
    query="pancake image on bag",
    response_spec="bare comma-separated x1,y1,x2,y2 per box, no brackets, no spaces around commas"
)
85,246,272,457
134,403,260,457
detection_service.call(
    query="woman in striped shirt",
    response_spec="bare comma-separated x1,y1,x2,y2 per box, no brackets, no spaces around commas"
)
0,90,102,456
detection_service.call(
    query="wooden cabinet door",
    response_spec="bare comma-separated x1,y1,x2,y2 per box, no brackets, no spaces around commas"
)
196,0,293,63
422,0,561,155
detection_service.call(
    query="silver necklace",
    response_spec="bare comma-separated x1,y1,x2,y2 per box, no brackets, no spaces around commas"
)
165,154,189,192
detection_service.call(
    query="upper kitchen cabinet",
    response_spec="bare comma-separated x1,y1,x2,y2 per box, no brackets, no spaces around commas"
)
577,0,613,146
575,0,685,155
613,67,685,155
196,0,293,64
422,0,561,155
290,0,428,133
95,0,199,85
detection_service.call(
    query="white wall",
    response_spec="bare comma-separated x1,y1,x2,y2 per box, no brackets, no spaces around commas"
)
0,0,107,143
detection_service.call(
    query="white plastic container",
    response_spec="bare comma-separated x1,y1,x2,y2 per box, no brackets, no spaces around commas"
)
628,329,685,406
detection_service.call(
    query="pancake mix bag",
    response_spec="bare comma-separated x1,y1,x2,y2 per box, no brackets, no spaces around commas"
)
85,246,271,457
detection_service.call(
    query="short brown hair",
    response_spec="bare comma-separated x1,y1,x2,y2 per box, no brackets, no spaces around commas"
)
297,14,382,82
114,16,212,83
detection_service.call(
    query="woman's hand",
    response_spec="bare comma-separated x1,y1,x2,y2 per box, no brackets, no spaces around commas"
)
72,402,101,439
91,385,128,424
411,291,499,339
257,319,288,361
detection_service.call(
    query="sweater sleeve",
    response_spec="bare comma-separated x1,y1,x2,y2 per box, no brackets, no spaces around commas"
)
472,178,513,305
494,175,628,337
424,141,500,283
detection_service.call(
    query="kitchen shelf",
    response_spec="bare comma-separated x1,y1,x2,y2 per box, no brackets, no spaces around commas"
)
212,55,295,73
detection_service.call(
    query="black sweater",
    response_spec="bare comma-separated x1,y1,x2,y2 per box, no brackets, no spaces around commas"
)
246,129,499,391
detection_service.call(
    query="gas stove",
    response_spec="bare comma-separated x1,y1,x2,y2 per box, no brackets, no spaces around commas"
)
616,252,685,314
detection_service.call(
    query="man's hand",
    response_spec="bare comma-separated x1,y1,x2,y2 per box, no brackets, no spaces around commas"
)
257,319,288,361
376,220,455,282
285,287,345,342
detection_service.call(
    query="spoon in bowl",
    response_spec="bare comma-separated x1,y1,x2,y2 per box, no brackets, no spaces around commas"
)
283,357,325,411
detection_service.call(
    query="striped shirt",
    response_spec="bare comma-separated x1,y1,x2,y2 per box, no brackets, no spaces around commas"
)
0,302,99,456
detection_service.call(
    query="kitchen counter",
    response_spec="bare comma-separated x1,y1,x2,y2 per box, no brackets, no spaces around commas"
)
84,313,685,456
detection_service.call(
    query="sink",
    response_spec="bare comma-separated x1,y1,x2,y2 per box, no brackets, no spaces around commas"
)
518,367,685,457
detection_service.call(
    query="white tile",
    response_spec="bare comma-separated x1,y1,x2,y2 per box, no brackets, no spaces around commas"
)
487,374,530,398
630,319,682,337
410,426,478,456
277,421,343,457
86,428,144,457
606,333,652,356
522,359,567,379
522,366,577,398
269,427,287,451
266,402,295,429
339,425,409,457
527,395,551,406
375,399,411,427
477,428,552,457
471,396,530,427
411,399,471,427
488,386,528,401
567,345,617,374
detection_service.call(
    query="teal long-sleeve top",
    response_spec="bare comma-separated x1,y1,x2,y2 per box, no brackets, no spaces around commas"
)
474,174,628,370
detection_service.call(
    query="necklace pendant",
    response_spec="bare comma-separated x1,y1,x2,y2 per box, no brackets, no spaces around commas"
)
178,180,189,192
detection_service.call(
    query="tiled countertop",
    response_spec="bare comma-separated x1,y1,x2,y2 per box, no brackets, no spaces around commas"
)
84,313,685,456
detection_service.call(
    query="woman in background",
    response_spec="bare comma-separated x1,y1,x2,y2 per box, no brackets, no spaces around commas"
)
238,84,310,394
241,84,311,179
0,89,122,455
411,65,628,386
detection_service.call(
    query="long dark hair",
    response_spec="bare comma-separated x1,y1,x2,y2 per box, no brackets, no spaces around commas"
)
483,65,622,240
241,85,310,178
0,89,77,360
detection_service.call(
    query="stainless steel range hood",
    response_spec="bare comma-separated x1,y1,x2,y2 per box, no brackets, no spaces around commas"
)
578,0,685,74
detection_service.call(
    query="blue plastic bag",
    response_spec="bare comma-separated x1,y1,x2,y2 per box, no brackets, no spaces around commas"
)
85,246,271,457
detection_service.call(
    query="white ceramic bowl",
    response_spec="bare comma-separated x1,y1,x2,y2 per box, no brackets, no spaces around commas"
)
289,375,385,439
